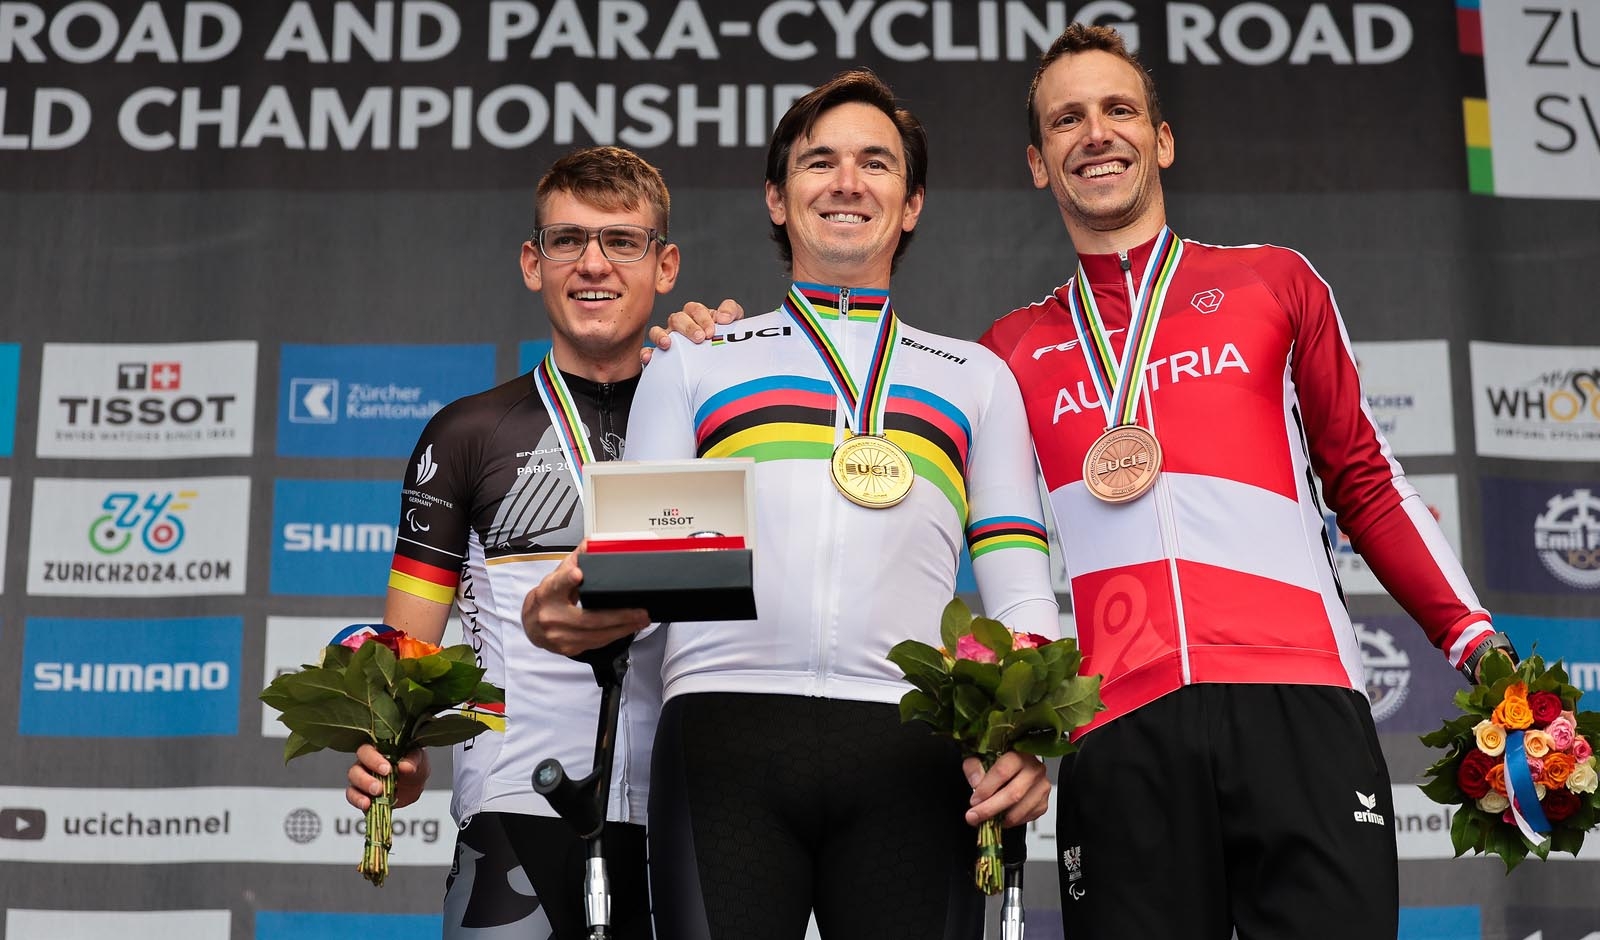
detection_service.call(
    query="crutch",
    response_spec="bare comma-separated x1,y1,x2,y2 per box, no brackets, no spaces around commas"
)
1001,826,1028,940
533,635,634,940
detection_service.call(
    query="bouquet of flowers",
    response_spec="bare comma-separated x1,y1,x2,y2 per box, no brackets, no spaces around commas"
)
260,626,505,885
1419,651,1600,870
887,598,1103,894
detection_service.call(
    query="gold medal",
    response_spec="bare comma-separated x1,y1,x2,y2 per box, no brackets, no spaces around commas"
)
1082,425,1162,503
831,434,914,509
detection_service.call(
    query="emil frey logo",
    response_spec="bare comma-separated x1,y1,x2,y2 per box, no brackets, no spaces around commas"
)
90,491,193,555
1534,489,1600,590
1356,623,1411,724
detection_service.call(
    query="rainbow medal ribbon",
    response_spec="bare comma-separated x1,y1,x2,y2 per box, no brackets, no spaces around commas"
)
532,352,594,503
1504,729,1552,847
783,284,913,509
1065,227,1184,503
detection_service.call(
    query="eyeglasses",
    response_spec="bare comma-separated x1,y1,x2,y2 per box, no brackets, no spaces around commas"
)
532,224,666,263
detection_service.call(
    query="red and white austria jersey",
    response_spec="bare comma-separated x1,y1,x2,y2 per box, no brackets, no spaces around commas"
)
983,234,1493,736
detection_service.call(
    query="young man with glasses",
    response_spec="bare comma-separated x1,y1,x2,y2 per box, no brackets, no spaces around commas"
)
344,145,681,939
618,71,1058,939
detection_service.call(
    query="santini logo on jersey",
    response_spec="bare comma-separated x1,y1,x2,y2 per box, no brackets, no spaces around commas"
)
1352,791,1386,826
899,336,966,365
1052,343,1251,424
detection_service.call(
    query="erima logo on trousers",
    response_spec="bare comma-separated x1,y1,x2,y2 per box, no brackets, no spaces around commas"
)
1353,791,1386,825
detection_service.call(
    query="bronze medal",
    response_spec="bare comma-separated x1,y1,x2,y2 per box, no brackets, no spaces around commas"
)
1082,425,1162,503
831,434,914,509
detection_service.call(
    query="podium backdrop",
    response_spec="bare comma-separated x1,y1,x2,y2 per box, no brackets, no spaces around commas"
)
2,2,1598,938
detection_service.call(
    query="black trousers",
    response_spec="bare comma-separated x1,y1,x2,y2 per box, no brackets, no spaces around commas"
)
1056,683,1399,940
442,811,652,939
648,692,986,940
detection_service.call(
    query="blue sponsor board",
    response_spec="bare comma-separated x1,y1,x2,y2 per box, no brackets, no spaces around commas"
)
0,342,18,456
277,344,494,457
1506,906,1600,940
270,479,398,596
518,339,553,374
1354,613,1468,734
19,616,242,737
1399,906,1479,940
1498,615,1600,696
1481,477,1600,595
256,912,441,940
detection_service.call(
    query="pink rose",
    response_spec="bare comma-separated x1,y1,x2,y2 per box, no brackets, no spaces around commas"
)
1012,632,1052,651
1546,716,1576,751
955,635,998,664
340,632,373,650
1574,736,1594,763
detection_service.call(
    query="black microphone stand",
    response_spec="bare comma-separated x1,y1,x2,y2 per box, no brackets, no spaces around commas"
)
1001,825,1027,940
533,635,634,940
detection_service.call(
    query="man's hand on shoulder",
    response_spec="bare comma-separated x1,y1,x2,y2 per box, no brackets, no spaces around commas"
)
641,299,744,365
522,542,651,655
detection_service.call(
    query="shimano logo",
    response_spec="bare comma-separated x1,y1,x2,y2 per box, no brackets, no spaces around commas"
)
34,661,230,692
899,336,966,365
282,522,395,553
1352,791,1386,826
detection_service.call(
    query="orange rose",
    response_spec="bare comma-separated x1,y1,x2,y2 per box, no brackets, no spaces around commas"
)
396,634,443,659
1486,762,1508,796
1504,681,1529,702
1542,752,1576,788
1493,697,1535,730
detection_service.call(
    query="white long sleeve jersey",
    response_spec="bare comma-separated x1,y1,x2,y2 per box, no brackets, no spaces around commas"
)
626,283,1059,704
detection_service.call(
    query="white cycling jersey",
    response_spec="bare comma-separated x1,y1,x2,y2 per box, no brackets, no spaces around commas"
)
627,283,1059,703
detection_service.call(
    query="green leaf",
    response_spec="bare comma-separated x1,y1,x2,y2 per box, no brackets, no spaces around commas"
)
1051,674,1105,730
1417,766,1463,804
888,640,954,692
953,683,991,738
940,597,974,652
318,644,354,668
1549,826,1583,857
952,658,1002,696
279,698,382,751
1480,650,1515,685
398,653,452,684
362,640,400,694
470,681,505,705
899,689,943,728
425,661,491,709
395,678,434,716
282,730,323,762
995,661,1033,711
267,668,349,704
410,713,495,749
978,709,1018,755
1013,734,1076,759
971,615,1013,657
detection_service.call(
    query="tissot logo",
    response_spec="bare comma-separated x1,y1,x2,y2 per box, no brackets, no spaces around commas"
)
0,807,47,840
118,361,181,391
36,342,257,459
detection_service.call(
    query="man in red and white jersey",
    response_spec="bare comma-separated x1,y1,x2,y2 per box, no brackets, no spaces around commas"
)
984,22,1516,940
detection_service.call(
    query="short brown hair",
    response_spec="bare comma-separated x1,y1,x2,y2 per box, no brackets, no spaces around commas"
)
535,146,671,236
1026,23,1162,152
765,69,928,274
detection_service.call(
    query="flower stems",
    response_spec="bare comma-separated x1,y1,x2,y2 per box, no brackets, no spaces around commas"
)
975,815,1004,895
359,767,395,886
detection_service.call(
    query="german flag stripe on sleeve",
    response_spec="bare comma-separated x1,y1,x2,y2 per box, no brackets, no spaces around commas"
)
388,553,459,604
967,516,1049,559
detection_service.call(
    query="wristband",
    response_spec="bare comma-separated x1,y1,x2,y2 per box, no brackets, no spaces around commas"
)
1461,631,1518,682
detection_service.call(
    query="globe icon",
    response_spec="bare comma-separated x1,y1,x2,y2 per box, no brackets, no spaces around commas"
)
283,808,322,844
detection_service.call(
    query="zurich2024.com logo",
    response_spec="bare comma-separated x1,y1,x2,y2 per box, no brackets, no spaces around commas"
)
89,491,192,555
